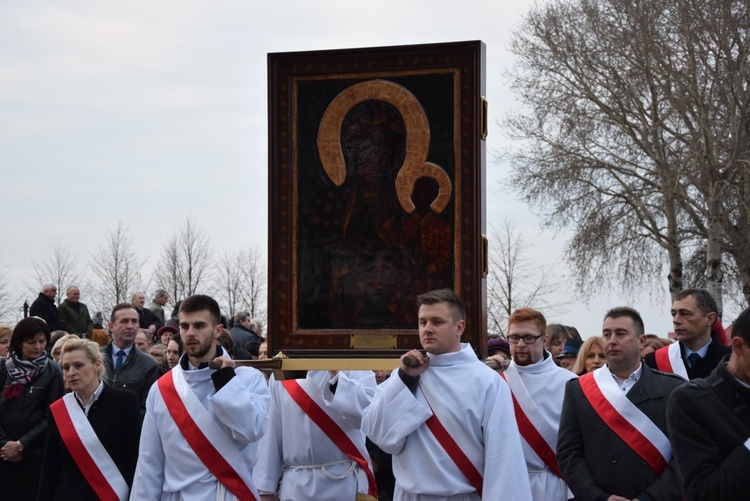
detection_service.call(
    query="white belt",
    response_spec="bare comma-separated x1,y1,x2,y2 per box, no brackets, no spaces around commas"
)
287,458,357,480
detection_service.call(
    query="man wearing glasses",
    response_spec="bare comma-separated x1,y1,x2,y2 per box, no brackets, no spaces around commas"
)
490,307,577,501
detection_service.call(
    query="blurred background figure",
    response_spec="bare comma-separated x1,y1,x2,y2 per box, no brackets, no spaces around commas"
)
572,337,606,376
148,344,167,369
556,338,582,372
488,337,512,364
0,323,11,358
50,334,79,364
164,336,183,371
155,325,178,347
89,312,111,348
546,324,582,366
641,335,672,357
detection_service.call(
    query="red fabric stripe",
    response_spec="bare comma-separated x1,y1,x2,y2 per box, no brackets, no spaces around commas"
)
501,375,561,477
282,379,378,497
423,413,483,496
654,346,673,374
578,373,667,475
50,399,120,501
158,372,256,501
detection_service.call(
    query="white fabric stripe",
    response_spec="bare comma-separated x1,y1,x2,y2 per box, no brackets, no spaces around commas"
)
504,364,558,450
667,343,688,380
593,367,671,462
419,379,484,471
296,377,372,470
170,367,255,490
62,394,129,501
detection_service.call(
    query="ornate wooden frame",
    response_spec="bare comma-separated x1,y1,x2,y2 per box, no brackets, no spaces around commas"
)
267,41,487,358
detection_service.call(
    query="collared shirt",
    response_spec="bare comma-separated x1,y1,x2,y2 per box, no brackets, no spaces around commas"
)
610,363,643,394
112,345,132,360
74,380,104,416
684,337,712,363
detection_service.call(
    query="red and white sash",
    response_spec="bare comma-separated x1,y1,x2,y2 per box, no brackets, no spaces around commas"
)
158,369,257,501
501,364,561,477
50,393,129,501
579,366,671,475
282,378,378,497
418,384,484,496
654,343,688,379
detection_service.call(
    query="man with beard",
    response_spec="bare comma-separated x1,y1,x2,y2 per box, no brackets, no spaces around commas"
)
131,294,270,501
491,307,577,500
100,303,161,414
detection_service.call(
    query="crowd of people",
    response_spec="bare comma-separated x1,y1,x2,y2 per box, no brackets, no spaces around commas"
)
0,285,747,500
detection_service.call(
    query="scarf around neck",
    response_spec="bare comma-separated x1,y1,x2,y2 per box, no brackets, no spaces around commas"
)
3,350,48,400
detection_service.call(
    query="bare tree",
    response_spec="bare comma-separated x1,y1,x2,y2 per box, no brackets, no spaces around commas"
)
153,218,213,303
504,0,750,315
214,246,267,320
486,220,566,336
29,242,83,305
88,222,145,315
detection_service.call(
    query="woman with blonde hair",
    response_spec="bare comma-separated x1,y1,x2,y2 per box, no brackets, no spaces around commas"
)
50,334,78,364
0,323,11,358
572,336,606,376
37,338,141,500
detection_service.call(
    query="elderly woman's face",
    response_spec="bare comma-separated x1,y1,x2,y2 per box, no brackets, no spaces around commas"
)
21,332,47,361
166,339,181,369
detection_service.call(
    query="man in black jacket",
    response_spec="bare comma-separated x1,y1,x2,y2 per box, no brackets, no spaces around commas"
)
557,307,684,501
28,283,62,331
667,307,750,501
644,288,731,379
100,303,161,415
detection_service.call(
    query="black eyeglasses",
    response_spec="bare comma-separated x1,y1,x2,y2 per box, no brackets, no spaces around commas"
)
507,334,544,344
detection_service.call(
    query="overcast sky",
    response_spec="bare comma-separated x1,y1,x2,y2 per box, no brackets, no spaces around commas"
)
0,0,686,336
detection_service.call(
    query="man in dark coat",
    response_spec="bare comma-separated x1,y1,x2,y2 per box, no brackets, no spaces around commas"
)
644,288,731,380
100,303,161,415
229,311,263,351
667,306,750,501
557,307,685,501
28,283,62,331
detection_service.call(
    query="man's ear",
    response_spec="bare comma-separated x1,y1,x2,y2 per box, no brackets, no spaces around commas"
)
707,311,718,328
456,319,466,336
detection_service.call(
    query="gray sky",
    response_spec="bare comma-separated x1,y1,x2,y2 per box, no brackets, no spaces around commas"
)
0,0,682,336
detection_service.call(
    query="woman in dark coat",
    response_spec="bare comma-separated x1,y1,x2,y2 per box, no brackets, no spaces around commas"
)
0,317,65,500
37,338,141,501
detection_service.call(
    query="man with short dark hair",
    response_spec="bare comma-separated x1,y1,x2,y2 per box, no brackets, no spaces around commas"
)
645,288,731,379
667,306,750,500
493,307,577,500
57,286,93,338
29,283,62,331
100,303,161,414
363,289,532,500
131,294,270,500
557,307,684,501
